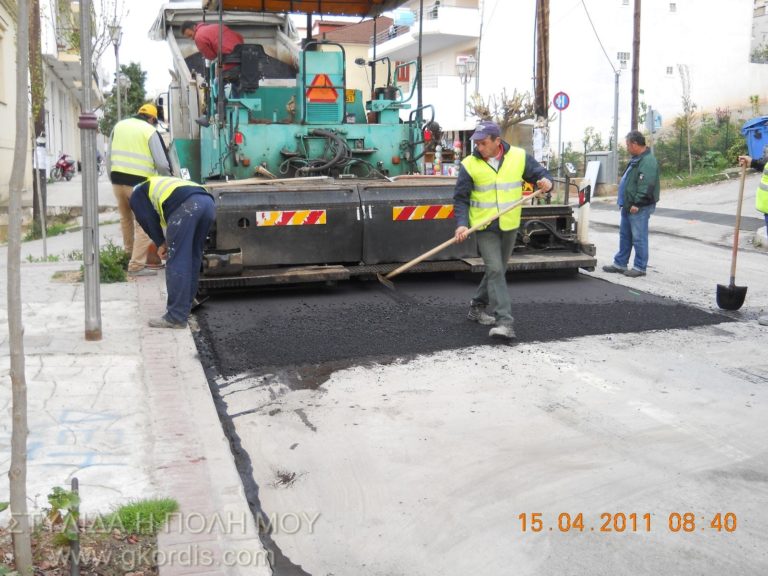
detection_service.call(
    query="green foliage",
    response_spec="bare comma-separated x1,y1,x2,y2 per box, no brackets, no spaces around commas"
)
23,221,71,242
25,254,61,263
726,140,747,166
46,486,80,543
649,112,744,177
751,44,768,64
107,498,179,536
0,501,8,512
98,61,149,136
87,238,130,283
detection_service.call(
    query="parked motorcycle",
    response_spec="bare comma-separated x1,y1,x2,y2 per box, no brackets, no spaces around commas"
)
50,153,77,182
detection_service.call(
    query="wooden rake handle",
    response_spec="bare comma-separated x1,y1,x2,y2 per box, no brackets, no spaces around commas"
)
729,164,747,283
384,190,545,281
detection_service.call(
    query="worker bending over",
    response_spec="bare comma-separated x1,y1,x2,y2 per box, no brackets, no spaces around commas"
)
130,176,216,329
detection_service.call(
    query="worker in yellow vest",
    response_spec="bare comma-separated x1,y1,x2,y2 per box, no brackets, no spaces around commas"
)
738,153,768,325
130,176,216,329
453,121,553,340
108,103,172,276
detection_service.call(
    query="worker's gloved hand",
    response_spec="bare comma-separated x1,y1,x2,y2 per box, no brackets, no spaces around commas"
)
454,226,469,243
158,242,168,259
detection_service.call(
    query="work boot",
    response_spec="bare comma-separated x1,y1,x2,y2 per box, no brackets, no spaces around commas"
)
489,322,516,340
602,264,627,273
623,268,646,277
467,301,495,325
148,316,187,329
758,314,768,326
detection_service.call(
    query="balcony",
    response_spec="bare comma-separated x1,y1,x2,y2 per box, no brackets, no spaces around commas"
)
369,1,480,61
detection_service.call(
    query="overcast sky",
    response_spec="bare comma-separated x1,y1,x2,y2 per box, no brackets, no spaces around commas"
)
115,1,176,97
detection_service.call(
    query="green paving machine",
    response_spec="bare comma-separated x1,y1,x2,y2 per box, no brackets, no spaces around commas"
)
151,0,596,290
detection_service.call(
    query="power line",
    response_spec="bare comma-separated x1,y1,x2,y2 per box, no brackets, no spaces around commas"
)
581,0,617,74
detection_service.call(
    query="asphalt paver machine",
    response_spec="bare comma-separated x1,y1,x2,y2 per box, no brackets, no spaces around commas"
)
151,0,596,290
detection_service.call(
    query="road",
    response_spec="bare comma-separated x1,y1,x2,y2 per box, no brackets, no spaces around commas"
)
192,174,768,576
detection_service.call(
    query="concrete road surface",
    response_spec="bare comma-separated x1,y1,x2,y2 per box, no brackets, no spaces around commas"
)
193,175,768,575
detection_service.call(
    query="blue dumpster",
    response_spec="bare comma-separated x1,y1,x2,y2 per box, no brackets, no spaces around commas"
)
741,116,768,159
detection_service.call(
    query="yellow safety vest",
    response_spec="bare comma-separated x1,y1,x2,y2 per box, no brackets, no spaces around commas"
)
757,165,768,214
462,146,526,231
110,118,157,177
146,176,198,228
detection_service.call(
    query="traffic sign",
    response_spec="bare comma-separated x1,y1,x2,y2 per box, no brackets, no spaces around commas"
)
553,91,570,111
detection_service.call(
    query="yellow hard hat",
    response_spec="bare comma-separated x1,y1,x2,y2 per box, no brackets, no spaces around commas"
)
138,103,158,119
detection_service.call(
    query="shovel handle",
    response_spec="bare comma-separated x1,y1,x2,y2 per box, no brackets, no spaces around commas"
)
384,190,545,281
729,165,747,283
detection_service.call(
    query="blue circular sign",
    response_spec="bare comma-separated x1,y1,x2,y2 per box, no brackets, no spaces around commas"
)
553,91,570,111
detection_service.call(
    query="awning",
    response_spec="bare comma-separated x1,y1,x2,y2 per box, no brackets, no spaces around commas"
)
202,0,407,17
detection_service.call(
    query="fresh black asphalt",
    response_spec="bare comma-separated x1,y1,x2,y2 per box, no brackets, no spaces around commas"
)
194,273,729,388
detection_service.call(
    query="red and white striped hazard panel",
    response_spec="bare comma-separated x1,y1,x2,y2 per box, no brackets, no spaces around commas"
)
392,204,454,221
256,210,327,227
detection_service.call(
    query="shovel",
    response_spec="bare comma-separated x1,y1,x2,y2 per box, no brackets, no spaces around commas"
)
377,190,544,289
716,164,748,310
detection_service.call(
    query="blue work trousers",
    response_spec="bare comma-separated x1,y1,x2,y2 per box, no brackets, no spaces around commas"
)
473,228,518,324
164,194,216,324
613,204,655,272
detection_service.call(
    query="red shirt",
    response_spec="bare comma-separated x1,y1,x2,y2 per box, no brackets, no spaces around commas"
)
193,23,244,65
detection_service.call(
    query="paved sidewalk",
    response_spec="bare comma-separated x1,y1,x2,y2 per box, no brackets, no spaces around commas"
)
0,220,268,573
586,171,768,250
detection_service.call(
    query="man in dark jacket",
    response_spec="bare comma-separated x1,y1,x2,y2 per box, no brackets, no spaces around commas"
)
602,130,660,278
453,120,553,340
130,176,216,329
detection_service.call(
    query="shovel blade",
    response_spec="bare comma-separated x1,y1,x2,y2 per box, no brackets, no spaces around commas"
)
716,283,747,310
376,273,395,291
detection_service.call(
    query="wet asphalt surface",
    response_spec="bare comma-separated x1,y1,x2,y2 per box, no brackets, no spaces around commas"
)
194,272,729,388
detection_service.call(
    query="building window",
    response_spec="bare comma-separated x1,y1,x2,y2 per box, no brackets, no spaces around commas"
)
666,66,674,75
669,2,676,12
396,61,410,83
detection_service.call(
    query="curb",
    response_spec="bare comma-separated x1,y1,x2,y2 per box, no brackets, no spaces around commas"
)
136,275,271,576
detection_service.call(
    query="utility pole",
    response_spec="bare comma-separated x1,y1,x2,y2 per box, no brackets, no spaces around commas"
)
533,0,551,167
80,0,103,340
631,0,641,130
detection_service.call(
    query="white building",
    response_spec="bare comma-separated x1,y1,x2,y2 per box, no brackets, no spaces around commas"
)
370,0,482,135
0,0,31,203
371,0,768,153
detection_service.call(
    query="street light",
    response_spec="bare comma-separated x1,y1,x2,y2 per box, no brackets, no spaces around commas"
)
108,22,123,121
456,55,477,120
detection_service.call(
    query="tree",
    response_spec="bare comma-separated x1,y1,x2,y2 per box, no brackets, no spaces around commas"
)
98,61,148,136
467,88,536,130
750,43,768,64
8,0,34,572
678,64,696,175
